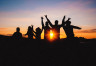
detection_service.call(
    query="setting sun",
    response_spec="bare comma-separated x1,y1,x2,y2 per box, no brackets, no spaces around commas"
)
50,30,54,39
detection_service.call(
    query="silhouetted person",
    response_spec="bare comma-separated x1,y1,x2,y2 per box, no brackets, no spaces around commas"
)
33,27,43,39
25,25,34,39
41,17,51,40
62,16,81,38
45,15,63,39
12,27,22,39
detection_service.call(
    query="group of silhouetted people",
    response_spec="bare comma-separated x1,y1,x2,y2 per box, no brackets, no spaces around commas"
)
12,15,81,40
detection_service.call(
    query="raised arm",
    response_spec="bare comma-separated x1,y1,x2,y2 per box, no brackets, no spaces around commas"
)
41,26,44,33
62,16,66,26
32,28,37,37
33,34,36,38
33,29,36,34
66,18,71,22
45,15,53,27
31,25,33,30
41,17,44,29
62,16,65,23
25,30,29,36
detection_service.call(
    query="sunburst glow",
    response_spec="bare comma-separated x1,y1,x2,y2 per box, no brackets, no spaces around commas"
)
50,30,54,39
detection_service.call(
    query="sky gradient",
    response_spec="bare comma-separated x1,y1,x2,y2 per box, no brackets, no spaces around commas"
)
0,0,96,39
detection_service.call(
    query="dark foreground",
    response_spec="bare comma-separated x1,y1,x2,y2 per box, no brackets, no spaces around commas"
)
0,36,96,66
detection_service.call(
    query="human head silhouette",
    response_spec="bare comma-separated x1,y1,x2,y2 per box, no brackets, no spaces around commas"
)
45,21,48,26
28,26,31,30
55,20,58,25
16,27,20,32
36,27,41,32
66,21,71,26
29,26,31,28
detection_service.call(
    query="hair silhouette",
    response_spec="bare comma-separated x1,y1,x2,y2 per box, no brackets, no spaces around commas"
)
33,27,43,39
25,25,34,39
12,27,22,39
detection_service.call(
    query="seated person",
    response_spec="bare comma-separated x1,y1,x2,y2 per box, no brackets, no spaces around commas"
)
12,27,22,39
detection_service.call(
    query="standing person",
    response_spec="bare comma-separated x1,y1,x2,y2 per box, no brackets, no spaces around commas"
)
41,17,51,40
45,15,63,40
25,25,34,39
32,17,43,39
33,27,43,39
62,16,81,38
12,27,22,39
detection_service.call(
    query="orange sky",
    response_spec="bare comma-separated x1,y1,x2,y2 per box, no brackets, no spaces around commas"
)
0,27,96,39
0,0,96,39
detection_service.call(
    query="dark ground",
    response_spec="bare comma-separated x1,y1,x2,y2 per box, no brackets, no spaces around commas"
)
0,35,96,66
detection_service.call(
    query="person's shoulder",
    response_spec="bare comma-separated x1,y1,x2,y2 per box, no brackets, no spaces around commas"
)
13,32,17,34
18,32,22,35
63,26,66,28
12,32,17,36
20,32,22,35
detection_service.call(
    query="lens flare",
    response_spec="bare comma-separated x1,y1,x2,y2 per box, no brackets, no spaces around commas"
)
50,30,54,39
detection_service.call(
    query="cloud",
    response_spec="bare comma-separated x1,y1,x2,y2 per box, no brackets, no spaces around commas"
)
0,28,7,30
76,29,96,33
92,29,96,31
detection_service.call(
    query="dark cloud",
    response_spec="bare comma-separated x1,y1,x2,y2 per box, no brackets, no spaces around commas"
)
91,29,96,31
80,29,96,33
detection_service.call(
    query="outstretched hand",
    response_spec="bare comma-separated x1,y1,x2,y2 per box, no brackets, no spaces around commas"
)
64,16,65,18
31,25,34,28
79,28,82,30
41,17,43,19
68,18,71,21
45,15,47,18
31,25,33,26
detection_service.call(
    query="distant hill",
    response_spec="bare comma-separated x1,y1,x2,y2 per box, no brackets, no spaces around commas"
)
0,35,11,40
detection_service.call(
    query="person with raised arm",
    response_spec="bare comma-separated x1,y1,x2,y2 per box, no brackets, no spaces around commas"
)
62,16,81,38
25,25,34,39
33,27,43,39
45,15,63,40
41,17,51,40
33,17,43,39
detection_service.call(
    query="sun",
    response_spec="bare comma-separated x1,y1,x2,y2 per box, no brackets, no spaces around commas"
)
50,33,53,39
50,30,54,39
